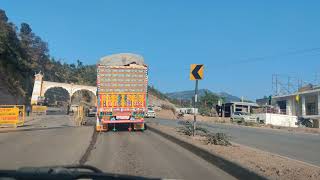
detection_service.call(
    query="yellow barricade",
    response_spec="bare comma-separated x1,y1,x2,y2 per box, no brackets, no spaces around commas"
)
0,105,25,127
32,105,47,115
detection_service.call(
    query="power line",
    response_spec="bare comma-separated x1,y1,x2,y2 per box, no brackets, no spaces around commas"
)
233,47,320,64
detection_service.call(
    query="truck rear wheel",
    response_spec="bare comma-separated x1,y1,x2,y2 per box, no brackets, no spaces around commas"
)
133,123,145,131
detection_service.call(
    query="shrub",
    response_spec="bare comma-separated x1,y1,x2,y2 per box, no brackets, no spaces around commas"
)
161,104,176,114
177,122,232,146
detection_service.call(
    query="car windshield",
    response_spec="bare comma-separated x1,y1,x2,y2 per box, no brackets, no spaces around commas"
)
0,1,318,180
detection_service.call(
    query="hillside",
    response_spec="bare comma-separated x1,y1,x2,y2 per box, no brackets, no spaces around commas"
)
148,86,177,108
0,78,23,104
218,92,242,102
166,89,241,103
0,9,96,104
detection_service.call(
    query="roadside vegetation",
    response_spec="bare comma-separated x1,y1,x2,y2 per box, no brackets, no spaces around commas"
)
0,9,96,103
197,91,222,116
177,121,232,146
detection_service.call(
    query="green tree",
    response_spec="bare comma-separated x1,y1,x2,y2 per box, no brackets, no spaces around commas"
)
0,8,97,104
198,91,220,116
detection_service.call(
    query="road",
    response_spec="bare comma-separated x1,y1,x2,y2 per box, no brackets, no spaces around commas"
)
0,115,235,180
147,118,320,167
86,130,233,179
0,115,92,169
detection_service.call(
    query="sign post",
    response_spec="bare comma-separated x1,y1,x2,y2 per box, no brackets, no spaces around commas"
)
193,80,198,136
190,64,204,136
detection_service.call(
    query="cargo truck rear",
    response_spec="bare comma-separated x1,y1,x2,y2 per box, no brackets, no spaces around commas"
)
96,54,148,131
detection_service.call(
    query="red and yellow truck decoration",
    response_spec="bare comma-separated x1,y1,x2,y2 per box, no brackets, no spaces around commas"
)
96,53,148,132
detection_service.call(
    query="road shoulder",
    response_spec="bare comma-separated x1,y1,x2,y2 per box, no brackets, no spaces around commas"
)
147,122,320,180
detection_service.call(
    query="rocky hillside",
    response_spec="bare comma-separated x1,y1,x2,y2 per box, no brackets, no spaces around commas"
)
148,86,177,109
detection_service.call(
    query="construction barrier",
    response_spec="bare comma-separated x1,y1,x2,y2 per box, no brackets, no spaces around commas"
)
0,105,25,128
32,105,47,115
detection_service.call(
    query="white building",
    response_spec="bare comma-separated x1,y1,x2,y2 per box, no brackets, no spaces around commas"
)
176,108,198,114
272,87,320,128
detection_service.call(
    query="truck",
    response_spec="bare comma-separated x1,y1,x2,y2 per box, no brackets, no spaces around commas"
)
95,53,148,132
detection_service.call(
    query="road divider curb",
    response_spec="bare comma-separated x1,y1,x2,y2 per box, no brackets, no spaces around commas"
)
147,123,266,180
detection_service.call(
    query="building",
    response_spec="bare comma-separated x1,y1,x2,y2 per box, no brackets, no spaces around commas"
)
220,102,260,117
176,108,198,114
272,86,320,128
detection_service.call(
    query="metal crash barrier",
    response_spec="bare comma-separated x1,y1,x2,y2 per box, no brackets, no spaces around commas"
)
0,105,25,128
32,105,47,115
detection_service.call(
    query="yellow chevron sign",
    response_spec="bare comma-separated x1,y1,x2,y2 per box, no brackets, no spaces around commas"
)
190,64,204,80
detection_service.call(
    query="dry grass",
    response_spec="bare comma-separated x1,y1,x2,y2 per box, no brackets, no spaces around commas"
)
177,121,232,146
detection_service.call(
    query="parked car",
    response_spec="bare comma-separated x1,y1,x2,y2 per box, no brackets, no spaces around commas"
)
231,111,257,123
86,107,97,117
145,107,156,118
70,105,78,113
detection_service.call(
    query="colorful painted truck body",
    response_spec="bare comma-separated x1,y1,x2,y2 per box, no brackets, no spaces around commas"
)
96,54,148,132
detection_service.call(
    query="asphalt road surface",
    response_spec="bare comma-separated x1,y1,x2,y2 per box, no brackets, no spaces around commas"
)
0,115,92,169
147,118,320,167
86,130,234,179
0,115,235,180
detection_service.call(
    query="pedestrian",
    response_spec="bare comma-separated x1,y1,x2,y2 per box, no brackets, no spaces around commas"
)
26,105,30,116
67,104,70,115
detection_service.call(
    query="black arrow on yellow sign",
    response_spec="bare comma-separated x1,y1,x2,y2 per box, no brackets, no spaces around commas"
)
190,64,204,80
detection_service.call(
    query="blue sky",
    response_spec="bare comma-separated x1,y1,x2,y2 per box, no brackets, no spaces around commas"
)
1,0,320,100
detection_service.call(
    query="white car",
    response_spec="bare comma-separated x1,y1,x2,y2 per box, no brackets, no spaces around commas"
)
231,111,257,123
145,107,156,118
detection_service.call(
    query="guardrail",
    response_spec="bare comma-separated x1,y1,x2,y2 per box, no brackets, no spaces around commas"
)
0,105,25,128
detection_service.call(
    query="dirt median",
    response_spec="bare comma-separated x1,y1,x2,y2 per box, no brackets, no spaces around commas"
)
157,110,320,135
147,122,320,180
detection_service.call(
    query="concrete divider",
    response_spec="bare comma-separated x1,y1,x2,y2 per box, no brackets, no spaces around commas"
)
147,123,266,180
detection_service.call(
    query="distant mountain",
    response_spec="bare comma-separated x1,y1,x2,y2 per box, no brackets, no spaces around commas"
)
166,89,241,103
218,92,241,102
165,89,211,100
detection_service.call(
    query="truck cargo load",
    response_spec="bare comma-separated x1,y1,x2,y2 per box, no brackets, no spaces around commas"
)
96,53,148,131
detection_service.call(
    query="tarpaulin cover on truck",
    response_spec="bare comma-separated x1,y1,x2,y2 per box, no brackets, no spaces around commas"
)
99,53,145,66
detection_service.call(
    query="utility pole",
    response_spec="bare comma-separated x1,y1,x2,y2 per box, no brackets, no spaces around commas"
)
275,75,278,95
288,77,290,94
